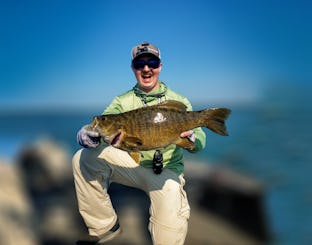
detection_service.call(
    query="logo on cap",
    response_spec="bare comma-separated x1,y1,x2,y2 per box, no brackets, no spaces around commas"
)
132,42,161,60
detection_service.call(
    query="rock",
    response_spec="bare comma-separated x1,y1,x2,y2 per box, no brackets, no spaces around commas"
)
16,138,86,245
17,139,72,195
0,160,39,245
184,162,270,242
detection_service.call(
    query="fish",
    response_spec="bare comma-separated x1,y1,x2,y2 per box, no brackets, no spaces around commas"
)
89,100,231,163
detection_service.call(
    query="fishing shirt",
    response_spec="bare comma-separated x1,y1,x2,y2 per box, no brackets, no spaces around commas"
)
102,81,206,175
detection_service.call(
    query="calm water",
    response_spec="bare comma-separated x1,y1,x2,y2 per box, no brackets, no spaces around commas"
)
0,103,311,244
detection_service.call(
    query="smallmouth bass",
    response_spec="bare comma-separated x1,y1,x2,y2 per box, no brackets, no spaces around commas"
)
90,100,231,163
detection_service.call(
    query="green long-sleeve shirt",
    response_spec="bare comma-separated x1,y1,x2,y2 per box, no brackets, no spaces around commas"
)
102,81,206,175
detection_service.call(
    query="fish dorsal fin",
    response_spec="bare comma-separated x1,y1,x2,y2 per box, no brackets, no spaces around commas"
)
156,100,187,112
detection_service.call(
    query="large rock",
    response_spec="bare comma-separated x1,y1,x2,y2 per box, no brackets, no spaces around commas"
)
184,162,270,243
0,160,38,245
16,139,87,245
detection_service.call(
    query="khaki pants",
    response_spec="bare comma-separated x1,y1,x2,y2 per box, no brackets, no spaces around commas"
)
72,145,190,245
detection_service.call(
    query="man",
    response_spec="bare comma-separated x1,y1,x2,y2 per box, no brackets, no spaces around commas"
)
73,42,206,245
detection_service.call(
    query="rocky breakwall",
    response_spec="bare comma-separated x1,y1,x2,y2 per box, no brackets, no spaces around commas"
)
0,139,270,245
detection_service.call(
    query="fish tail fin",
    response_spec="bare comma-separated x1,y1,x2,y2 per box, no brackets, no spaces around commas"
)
200,108,231,136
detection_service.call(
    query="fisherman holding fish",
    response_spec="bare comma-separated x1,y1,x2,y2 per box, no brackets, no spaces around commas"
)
73,42,230,245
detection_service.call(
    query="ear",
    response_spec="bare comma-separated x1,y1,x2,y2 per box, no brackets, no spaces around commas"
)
158,63,162,71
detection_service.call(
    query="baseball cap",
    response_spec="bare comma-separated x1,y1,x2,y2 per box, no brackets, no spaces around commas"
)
131,42,161,61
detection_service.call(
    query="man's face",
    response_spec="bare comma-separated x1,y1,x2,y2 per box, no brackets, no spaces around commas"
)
132,55,162,93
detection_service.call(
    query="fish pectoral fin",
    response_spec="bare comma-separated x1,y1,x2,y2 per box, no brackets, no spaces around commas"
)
175,137,195,150
129,152,141,164
123,136,143,149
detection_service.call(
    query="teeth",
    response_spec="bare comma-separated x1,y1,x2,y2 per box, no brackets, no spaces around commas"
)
142,73,151,77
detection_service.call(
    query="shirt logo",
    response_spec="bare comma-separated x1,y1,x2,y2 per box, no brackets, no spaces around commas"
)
153,112,167,123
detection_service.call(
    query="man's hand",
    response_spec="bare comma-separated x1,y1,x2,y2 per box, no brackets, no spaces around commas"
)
77,125,101,148
180,130,196,142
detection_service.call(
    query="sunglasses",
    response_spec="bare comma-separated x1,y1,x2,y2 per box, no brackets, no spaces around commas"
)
132,60,161,70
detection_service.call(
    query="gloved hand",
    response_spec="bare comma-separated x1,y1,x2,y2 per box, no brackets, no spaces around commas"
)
77,125,101,148
180,130,196,142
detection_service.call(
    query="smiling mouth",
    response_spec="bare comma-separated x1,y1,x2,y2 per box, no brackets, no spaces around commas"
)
142,73,152,79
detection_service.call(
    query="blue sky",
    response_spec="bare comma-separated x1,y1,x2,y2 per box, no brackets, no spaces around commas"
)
1,0,311,110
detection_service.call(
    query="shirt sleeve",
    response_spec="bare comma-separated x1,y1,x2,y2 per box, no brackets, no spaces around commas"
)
102,96,123,115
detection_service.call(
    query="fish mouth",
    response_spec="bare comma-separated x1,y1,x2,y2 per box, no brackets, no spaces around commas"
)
90,116,100,131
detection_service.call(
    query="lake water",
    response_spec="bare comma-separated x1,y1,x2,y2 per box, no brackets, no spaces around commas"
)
0,102,311,244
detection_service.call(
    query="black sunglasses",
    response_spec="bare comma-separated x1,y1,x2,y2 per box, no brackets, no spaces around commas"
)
132,60,161,70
